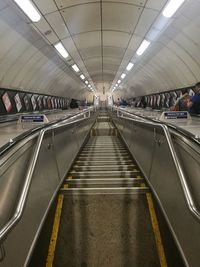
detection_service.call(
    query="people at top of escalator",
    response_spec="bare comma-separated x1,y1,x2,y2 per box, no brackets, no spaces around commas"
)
140,96,147,108
70,99,78,109
170,89,189,111
119,98,128,107
116,98,120,106
186,82,200,114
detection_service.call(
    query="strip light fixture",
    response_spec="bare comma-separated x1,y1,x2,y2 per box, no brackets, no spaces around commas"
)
54,42,69,58
72,64,80,72
126,62,134,71
80,74,85,80
14,0,41,22
136,40,150,56
121,73,126,79
162,0,185,18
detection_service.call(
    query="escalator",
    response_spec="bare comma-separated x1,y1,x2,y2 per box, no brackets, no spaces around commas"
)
29,111,184,267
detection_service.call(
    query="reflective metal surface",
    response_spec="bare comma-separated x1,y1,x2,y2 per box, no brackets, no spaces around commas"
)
111,107,200,267
0,108,96,267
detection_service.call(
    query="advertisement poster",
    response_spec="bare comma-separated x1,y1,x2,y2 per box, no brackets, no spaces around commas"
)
47,98,52,109
37,96,43,110
51,98,54,109
2,92,12,113
54,98,57,109
31,95,37,110
43,97,47,109
14,93,22,112
23,95,30,111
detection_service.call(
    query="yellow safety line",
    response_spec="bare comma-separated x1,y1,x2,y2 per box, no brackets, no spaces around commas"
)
141,183,168,267
46,183,68,267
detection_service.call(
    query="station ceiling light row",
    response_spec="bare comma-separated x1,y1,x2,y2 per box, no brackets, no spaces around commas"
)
111,0,186,93
52,41,96,92
13,0,95,93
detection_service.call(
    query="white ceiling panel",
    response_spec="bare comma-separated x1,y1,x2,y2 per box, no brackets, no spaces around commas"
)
103,0,145,5
103,31,130,48
180,1,200,20
80,46,101,59
182,23,200,46
62,37,79,55
146,0,168,11
32,17,58,44
55,0,98,9
45,11,70,39
134,8,159,36
103,47,125,59
128,34,143,51
33,0,58,15
102,3,142,33
73,31,101,50
61,3,100,35
0,2,8,10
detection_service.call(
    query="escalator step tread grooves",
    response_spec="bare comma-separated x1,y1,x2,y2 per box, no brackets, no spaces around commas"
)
51,113,162,267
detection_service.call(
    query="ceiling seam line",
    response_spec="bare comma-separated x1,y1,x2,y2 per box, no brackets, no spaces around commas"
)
111,0,168,89
100,0,104,87
52,0,95,89
32,0,83,84
110,0,149,88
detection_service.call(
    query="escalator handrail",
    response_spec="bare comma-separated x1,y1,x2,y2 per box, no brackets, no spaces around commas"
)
0,109,87,157
115,108,200,223
116,107,200,145
0,108,93,243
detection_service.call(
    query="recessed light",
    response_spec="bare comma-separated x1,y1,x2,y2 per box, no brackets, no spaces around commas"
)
14,0,41,22
136,40,150,56
162,0,185,18
126,62,134,71
54,42,69,58
72,64,80,72
121,73,126,79
80,74,85,80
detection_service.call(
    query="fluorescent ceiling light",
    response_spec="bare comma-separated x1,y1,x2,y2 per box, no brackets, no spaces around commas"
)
136,40,150,56
14,0,41,22
72,64,80,72
54,42,69,58
85,80,88,84
117,80,121,84
80,74,85,80
121,73,126,79
162,0,185,18
126,62,134,71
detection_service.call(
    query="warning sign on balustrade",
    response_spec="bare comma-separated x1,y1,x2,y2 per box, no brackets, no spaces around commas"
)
160,111,191,121
19,115,49,124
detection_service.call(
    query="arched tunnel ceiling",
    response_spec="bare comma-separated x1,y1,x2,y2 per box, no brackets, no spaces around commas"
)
1,0,200,99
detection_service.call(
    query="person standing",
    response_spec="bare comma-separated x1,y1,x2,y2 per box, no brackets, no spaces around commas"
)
187,82,200,114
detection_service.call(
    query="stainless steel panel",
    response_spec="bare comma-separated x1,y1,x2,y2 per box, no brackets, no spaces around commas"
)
0,112,96,267
111,110,200,267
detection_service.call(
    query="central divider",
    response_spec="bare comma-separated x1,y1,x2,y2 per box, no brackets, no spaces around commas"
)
46,111,166,267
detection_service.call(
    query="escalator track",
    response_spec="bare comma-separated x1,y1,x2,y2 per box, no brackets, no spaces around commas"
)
42,111,169,267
